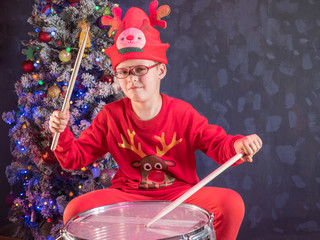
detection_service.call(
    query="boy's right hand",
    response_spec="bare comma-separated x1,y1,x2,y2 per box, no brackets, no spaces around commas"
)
49,110,69,133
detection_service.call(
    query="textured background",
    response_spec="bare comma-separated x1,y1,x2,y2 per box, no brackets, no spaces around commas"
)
1,0,320,239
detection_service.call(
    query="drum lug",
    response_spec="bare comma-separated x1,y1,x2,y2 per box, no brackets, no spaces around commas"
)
182,233,190,240
209,213,214,225
58,228,74,240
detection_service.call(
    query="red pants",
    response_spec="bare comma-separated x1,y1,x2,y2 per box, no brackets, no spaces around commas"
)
63,187,245,240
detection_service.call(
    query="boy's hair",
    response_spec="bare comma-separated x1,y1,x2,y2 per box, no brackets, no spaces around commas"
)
101,1,171,70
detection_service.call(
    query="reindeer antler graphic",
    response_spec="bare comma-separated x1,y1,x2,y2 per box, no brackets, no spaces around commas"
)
118,130,147,158
118,130,182,158
154,132,182,157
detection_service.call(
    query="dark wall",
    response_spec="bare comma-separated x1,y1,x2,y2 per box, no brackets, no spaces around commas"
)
0,0,33,226
1,0,319,239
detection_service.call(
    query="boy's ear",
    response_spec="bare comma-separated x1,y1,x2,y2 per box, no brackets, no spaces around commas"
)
158,63,167,80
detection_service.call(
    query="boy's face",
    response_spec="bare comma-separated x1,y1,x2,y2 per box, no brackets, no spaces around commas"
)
115,59,166,103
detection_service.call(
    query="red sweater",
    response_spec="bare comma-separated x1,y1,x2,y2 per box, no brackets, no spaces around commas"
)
54,94,243,197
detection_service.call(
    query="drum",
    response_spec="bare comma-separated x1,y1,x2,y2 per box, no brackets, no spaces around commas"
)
60,201,215,240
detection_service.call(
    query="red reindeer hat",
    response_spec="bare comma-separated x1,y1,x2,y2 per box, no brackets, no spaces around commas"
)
101,1,171,70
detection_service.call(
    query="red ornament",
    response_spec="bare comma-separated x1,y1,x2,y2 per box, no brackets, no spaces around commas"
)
41,146,57,164
22,60,35,73
38,31,53,43
42,5,54,16
100,72,114,84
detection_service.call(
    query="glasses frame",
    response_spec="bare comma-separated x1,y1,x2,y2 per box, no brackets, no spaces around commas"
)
114,62,161,79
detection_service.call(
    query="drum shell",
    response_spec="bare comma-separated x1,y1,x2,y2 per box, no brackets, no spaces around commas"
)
60,201,216,240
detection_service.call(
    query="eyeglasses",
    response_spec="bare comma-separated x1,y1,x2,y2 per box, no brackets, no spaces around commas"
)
114,62,161,79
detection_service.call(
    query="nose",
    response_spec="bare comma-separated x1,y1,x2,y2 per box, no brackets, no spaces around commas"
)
126,35,134,41
127,71,138,82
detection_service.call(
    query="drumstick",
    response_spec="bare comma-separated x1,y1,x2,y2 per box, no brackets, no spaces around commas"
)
145,152,244,228
51,27,90,151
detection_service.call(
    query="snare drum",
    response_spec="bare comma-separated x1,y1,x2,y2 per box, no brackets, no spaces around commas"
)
60,201,215,240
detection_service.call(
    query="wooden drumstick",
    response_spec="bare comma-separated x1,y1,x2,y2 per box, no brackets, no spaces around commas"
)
51,27,90,151
145,152,244,228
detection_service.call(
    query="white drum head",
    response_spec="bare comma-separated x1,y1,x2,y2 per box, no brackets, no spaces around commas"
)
63,201,214,240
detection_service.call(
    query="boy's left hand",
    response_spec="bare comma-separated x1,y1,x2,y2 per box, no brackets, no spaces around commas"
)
234,134,262,162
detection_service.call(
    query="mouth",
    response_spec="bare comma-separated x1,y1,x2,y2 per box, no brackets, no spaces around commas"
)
128,85,142,90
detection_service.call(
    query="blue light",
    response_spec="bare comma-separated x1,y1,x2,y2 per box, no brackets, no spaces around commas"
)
51,31,56,36
33,63,38,67
32,107,40,117
95,57,100,62
21,147,26,152
83,105,88,109
17,141,21,145
20,193,24,196
35,28,39,33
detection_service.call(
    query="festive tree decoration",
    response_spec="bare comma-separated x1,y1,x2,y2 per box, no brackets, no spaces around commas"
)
47,85,61,99
38,31,53,43
75,19,93,48
22,60,35,73
58,50,71,62
100,71,114,84
24,47,35,60
3,0,120,239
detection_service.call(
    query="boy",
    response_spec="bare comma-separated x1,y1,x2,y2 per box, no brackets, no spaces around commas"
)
49,1,262,239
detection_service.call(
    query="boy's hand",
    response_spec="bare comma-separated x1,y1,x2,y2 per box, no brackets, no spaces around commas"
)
234,134,262,162
49,109,69,133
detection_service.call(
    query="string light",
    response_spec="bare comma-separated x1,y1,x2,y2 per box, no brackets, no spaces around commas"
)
95,5,100,10
38,80,44,85
66,47,71,52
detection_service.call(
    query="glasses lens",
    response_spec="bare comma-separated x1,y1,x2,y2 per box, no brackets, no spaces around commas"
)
133,66,148,76
115,69,129,79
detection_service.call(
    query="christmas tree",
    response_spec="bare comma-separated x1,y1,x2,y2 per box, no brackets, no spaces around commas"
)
2,0,121,239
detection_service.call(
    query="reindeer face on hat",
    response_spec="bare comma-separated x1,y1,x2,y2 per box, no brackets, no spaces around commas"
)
101,1,171,70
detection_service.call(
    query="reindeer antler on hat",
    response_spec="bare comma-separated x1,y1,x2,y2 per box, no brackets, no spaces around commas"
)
100,0,171,70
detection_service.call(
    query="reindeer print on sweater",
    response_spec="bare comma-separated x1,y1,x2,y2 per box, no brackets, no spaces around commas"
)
118,130,182,189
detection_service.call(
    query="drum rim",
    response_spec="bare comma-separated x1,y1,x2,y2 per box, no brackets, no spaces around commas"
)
64,201,213,240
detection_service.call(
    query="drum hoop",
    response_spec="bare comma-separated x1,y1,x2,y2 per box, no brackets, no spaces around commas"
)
65,201,213,240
